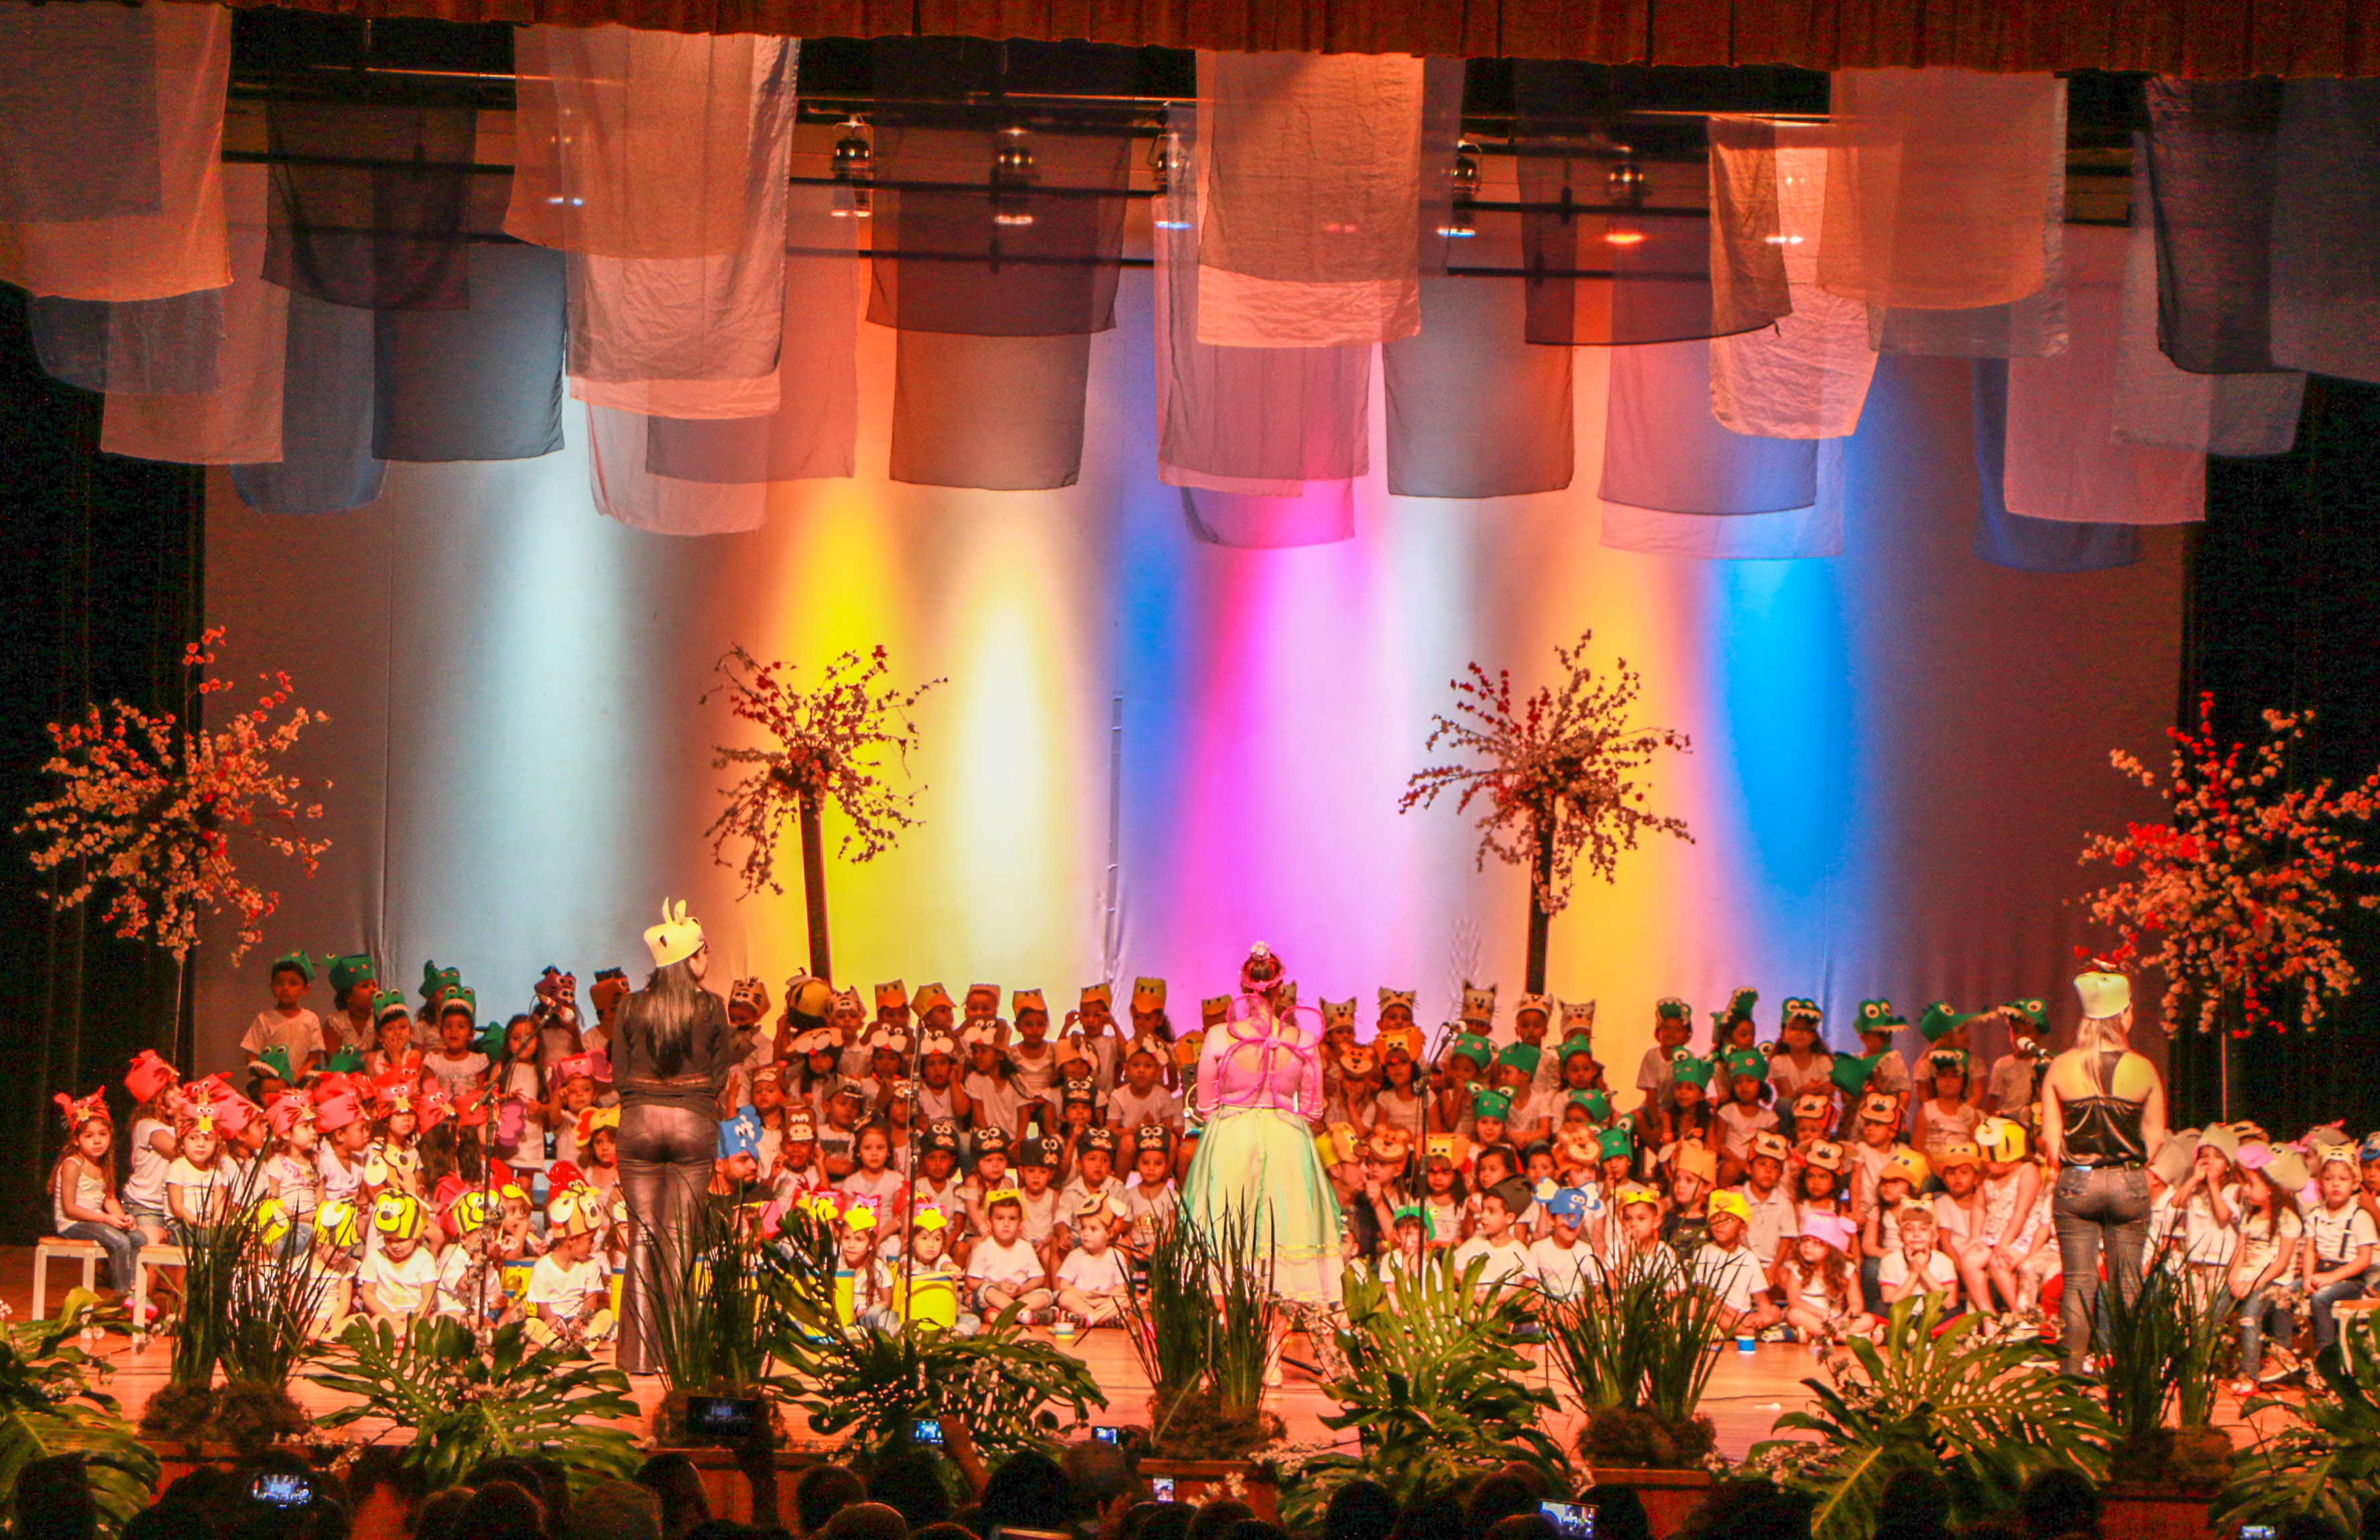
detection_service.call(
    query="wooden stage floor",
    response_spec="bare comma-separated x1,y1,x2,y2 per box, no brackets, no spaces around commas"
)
3,1247,2287,1462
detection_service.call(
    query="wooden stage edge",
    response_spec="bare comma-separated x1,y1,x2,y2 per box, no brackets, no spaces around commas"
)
0,1246,2292,1463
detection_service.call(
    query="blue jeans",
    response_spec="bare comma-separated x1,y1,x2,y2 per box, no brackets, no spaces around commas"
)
2237,1286,2293,1377
2309,1266,2380,1349
2051,1164,2151,1374
58,1222,140,1293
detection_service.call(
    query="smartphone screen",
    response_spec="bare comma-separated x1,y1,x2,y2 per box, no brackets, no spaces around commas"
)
913,1418,945,1445
1150,1477,1177,1502
1539,1502,1596,1540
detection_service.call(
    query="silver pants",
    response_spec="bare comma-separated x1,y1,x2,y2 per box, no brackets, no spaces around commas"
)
617,1102,717,1376
2051,1163,2151,1375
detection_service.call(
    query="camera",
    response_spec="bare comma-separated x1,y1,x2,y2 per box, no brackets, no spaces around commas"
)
251,1472,314,1508
684,1395,766,1444
912,1418,945,1446
1092,1425,1121,1445
1540,1502,1596,1540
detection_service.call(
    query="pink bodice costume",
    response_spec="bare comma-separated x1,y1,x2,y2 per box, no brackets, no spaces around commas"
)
1195,997,1325,1123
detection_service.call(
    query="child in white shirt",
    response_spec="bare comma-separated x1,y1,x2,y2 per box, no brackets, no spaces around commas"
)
969,1192,1054,1321
357,1197,438,1320
1450,1181,1536,1293
524,1217,614,1345
1054,1200,1132,1327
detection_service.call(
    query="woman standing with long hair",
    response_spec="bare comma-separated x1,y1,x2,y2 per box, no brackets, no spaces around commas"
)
615,900,735,1374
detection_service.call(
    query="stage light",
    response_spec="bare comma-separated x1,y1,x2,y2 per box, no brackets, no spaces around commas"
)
1151,129,1192,230
1604,228,1647,247
991,125,1038,228
831,117,874,219
1606,159,1647,206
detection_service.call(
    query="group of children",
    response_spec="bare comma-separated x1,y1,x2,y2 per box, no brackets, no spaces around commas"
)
46,957,2380,1382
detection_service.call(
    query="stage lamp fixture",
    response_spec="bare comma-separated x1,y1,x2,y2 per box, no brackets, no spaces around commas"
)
1606,158,1647,206
831,117,874,219
1151,130,1192,230
991,125,1038,227
1436,139,1481,239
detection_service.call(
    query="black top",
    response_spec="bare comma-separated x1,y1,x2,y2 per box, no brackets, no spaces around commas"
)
2062,1045,2149,1169
613,984,735,1118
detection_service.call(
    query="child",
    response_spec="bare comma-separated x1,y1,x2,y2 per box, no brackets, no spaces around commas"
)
365,1081,425,1205
488,1014,550,1162
1606,1183,1680,1285
1435,1035,1494,1138
358,1192,438,1320
1055,1199,1132,1327
1776,1211,1865,1347
898,1209,978,1336
836,1205,892,1326
1107,1046,1181,1134
1054,1126,1122,1247
1650,1054,1716,1158
315,1091,372,1212
1373,1028,1431,1143
260,1095,322,1254
1117,1125,1179,1256
304,1199,361,1338
1913,1053,1981,1161
1973,1118,2047,1315
364,995,424,1082
1695,1190,1781,1336
2305,1146,2379,1351
1715,1051,1779,1187
425,995,489,1099
1071,983,1124,1090
1789,1094,1835,1149
1767,1003,1835,1106
1662,1140,1718,1256
1495,1045,1551,1147
524,1188,614,1345
1126,978,1175,1087
1470,1090,1514,1158
1875,1205,1960,1314
1452,1177,1536,1292
961,1027,1021,1139
1529,1186,1599,1302
1929,1142,1988,1282
48,1091,139,1295
1732,1132,1799,1268
1383,1204,1431,1285
968,1191,1053,1323
1637,999,1695,1110
123,1052,182,1246
434,1186,515,1329
1982,1000,2049,1126
166,1103,233,1231
549,1057,605,1167
1016,1138,1064,1266
1420,1141,1467,1246
2230,1150,2308,1393
914,1034,973,1128
242,953,325,1077
1008,990,1062,1119
1847,1094,1903,1213
1856,1146,1929,1305
961,1127,1016,1228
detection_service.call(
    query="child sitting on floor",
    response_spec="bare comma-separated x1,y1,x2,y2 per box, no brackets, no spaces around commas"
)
1054,1198,1132,1328
1776,1212,1866,1348
967,1191,1053,1324
1873,1203,1960,1315
358,1193,437,1321
1695,1189,1782,1338
524,1187,614,1345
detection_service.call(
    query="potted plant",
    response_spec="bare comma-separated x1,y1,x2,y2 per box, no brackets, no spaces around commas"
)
2215,1311,2380,1535
2096,1246,2235,1525
307,1317,640,1496
139,1173,320,1460
1276,1254,1563,1531
1541,1251,1730,1530
1124,1203,1287,1512
0,1290,158,1539
1748,1297,2110,1540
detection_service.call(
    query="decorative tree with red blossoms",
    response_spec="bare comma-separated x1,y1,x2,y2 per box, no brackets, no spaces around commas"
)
15,626,331,964
1401,631,1693,995
2080,693,2380,1039
705,644,942,982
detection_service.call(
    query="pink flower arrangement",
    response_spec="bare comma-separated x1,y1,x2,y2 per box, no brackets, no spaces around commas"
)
703,644,943,895
15,627,330,963
1399,630,1693,915
2080,693,2380,1036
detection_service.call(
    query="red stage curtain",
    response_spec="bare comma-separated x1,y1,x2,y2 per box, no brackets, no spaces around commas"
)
211,0,2380,77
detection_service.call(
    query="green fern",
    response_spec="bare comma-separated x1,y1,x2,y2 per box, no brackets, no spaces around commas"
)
1751,1297,2109,1540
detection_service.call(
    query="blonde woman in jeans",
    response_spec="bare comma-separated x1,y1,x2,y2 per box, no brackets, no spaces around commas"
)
2039,969,2169,1376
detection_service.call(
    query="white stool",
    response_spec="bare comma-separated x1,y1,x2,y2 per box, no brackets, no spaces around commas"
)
31,1238,106,1318
129,1244,186,1328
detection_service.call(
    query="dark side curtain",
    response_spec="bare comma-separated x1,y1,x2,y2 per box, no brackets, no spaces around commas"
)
2169,375,2380,1135
0,286,202,1244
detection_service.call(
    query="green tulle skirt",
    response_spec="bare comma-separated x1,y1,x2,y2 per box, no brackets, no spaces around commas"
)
1181,1106,1345,1303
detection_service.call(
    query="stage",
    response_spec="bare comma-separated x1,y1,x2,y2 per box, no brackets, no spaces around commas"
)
3,1247,2289,1464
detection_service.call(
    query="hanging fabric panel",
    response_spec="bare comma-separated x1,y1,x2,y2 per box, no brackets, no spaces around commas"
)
1970,359,2139,573
889,330,1092,491
505,25,778,261
0,0,227,302
99,164,284,465
1382,208,1573,499
2113,145,2303,458
1708,121,1875,439
1602,338,1816,515
562,38,792,420
587,403,767,535
2004,225,2203,525
27,289,221,395
865,39,1138,339
231,291,385,516
1516,64,1788,347
2271,79,2380,385
1601,439,1843,559
644,184,857,483
374,243,567,463
2143,76,2281,375
1866,83,2069,359
1183,483,1357,547
1194,50,1433,349
1819,69,2060,312
0,1,157,221
263,94,479,312
1156,104,1370,496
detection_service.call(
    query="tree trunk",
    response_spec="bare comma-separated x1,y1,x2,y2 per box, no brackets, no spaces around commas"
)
1525,817,1554,996
798,789,831,982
